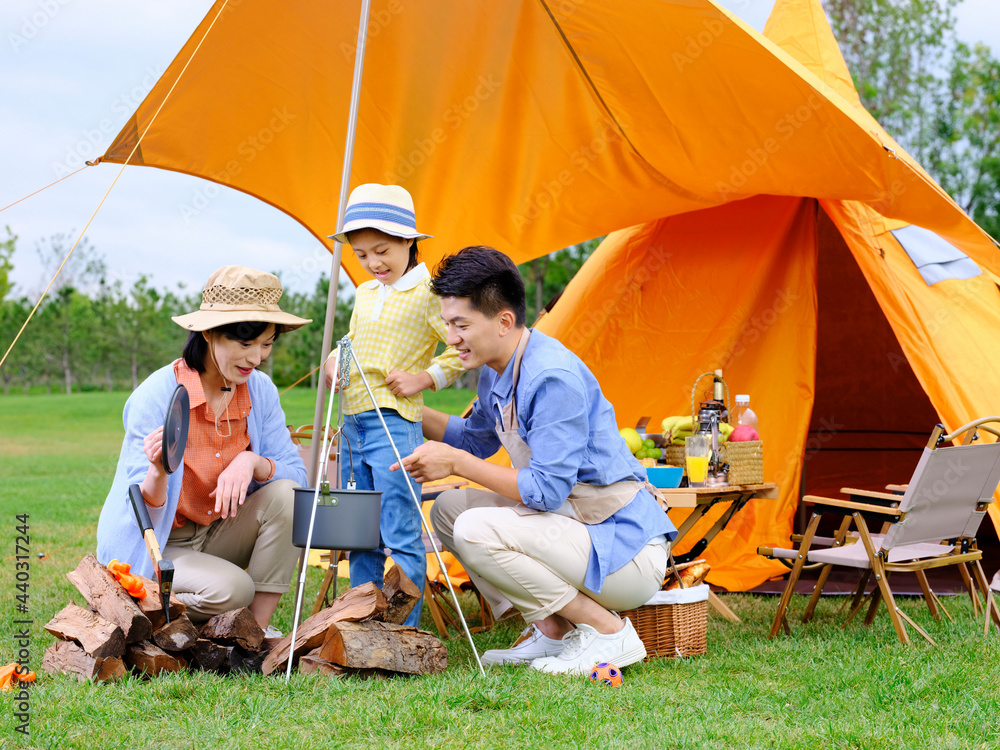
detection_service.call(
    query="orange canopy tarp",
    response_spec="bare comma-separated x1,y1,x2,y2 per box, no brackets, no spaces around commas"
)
103,0,997,284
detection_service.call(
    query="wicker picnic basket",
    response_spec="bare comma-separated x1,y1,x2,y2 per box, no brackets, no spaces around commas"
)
619,584,708,660
663,372,764,485
721,439,764,485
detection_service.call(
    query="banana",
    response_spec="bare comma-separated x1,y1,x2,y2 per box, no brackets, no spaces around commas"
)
661,415,694,444
661,416,736,444
660,415,684,434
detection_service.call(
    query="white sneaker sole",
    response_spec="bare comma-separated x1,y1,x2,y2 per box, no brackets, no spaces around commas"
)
610,643,647,668
531,643,647,675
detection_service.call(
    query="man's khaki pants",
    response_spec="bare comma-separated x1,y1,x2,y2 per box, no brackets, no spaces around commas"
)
430,488,668,624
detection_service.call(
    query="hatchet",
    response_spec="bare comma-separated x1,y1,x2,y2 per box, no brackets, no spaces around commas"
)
128,483,175,623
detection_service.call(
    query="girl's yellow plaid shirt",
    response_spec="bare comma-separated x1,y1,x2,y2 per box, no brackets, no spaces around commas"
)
340,263,464,422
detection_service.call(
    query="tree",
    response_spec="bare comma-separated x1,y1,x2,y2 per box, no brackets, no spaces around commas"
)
0,296,31,395
517,239,602,324
927,42,1000,239
0,226,15,303
30,234,106,394
824,0,959,159
271,274,353,388
825,1,1000,240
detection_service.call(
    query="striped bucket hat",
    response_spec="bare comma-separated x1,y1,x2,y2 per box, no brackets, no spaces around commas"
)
328,183,432,244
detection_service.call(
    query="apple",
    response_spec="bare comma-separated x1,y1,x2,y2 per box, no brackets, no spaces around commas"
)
729,425,760,442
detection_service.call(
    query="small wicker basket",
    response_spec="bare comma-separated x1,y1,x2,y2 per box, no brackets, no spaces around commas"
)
619,584,708,660
663,444,686,468
722,440,764,485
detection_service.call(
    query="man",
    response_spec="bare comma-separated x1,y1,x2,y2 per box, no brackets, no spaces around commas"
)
393,246,676,674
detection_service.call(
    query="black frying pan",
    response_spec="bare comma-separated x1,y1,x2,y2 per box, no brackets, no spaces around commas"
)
127,384,189,622
162,384,190,475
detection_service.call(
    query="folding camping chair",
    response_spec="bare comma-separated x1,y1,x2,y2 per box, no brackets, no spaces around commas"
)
758,485,945,626
763,417,1000,645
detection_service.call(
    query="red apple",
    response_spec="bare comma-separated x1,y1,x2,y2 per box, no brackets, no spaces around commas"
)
729,425,760,442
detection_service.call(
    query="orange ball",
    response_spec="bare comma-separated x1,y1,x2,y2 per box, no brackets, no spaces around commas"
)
588,661,623,687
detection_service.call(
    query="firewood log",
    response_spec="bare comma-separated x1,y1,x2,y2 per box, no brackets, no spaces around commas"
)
44,603,125,659
125,641,186,677
66,554,151,644
42,640,125,683
262,582,386,676
189,638,229,672
319,621,446,675
298,647,391,679
133,574,187,631
228,645,267,675
381,564,423,625
153,613,199,653
200,608,263,651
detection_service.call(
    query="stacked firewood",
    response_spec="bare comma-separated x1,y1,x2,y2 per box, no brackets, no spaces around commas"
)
262,563,446,678
42,554,446,682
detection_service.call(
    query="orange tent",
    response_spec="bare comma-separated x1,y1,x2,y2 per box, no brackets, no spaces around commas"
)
535,0,1000,589
101,0,1000,589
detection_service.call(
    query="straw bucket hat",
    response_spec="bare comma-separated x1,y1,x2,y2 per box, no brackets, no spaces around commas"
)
328,183,432,244
171,265,311,332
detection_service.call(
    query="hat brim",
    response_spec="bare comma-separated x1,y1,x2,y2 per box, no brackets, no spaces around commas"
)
328,218,432,245
171,310,312,332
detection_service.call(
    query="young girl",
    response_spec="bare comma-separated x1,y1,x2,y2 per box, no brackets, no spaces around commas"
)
324,183,463,626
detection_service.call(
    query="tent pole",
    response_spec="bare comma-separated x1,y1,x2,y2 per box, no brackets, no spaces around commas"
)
294,0,372,636
307,0,373,489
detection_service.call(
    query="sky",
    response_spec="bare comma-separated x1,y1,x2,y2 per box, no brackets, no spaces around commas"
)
2,0,998,301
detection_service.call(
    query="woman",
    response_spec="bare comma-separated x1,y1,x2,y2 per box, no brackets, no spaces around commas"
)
97,265,310,632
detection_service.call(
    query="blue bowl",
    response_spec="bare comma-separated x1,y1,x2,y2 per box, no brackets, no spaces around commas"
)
645,465,683,489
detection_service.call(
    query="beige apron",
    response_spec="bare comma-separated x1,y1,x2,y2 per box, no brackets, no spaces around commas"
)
497,328,665,524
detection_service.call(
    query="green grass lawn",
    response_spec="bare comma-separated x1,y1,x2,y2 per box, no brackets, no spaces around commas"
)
1,390,999,749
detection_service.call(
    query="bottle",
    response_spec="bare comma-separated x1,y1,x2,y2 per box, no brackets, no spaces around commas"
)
732,395,759,431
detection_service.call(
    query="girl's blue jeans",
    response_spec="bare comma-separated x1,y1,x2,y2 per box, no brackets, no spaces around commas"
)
340,408,425,627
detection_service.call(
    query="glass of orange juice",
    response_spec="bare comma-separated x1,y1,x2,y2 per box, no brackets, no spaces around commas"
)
685,435,711,488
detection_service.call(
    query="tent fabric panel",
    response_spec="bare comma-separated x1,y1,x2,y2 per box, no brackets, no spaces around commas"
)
102,0,718,285
911,258,984,287
893,225,980,267
537,194,820,590
891,225,983,286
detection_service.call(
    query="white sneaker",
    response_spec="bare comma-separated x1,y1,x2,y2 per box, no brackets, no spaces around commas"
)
480,623,564,666
263,625,283,639
530,618,646,675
